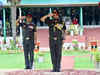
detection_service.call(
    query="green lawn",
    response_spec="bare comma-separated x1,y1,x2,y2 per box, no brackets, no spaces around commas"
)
75,57,94,69
0,53,25,69
0,51,52,69
0,50,95,69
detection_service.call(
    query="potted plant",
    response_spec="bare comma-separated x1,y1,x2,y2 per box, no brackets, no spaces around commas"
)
72,40,79,51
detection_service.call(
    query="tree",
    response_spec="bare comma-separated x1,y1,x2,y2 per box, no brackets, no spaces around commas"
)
7,0,21,45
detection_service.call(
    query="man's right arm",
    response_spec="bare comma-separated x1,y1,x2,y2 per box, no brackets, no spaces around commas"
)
40,15,49,22
16,18,20,26
16,16,26,26
40,13,53,22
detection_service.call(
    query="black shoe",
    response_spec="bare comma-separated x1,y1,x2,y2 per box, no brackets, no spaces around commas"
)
56,69,61,72
51,69,61,72
24,66,31,69
51,69,56,72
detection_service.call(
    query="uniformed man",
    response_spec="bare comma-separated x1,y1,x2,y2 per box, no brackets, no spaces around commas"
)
16,14,37,69
41,9,66,72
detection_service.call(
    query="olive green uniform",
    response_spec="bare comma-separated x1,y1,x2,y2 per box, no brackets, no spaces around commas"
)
45,18,66,71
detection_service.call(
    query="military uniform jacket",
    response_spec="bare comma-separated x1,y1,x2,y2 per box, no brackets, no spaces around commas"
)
20,22,37,41
45,18,66,40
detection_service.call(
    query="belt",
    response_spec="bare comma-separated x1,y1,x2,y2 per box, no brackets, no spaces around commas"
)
53,37,57,40
25,37,30,40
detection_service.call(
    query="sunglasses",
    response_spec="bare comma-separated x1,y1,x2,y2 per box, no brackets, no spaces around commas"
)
53,13,59,16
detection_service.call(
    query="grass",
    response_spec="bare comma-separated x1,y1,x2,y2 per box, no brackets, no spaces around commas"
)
0,51,52,69
34,52,52,70
0,53,25,69
62,50,90,56
74,56,94,69
0,50,96,69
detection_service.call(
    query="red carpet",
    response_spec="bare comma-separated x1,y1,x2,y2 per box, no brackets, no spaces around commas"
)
61,56,75,69
37,29,49,49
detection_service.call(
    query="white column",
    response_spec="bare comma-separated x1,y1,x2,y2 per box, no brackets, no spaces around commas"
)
19,8,23,47
80,7,83,36
11,5,16,44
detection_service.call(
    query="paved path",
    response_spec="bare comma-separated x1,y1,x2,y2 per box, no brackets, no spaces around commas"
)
61,56,75,69
0,69,100,75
